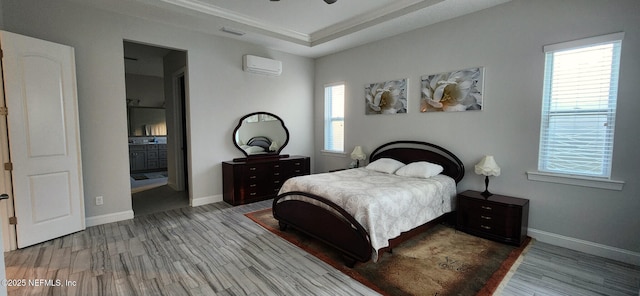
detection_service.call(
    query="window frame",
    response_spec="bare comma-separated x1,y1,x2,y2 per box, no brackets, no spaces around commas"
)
528,32,625,190
323,82,345,154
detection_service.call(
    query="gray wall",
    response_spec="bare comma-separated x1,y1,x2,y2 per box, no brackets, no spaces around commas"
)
125,74,165,107
162,50,187,191
314,0,639,261
1,0,314,220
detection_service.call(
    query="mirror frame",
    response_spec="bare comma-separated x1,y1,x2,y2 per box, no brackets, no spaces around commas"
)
232,112,290,159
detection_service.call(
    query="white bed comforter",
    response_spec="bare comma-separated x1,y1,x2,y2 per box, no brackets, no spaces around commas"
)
277,168,457,260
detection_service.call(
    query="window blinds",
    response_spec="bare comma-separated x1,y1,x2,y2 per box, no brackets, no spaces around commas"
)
538,32,623,178
324,83,345,152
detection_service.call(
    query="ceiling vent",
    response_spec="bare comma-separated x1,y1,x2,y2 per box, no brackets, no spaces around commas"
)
243,55,282,76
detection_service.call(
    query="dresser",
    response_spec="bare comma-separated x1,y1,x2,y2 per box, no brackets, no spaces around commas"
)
222,156,310,206
456,190,529,246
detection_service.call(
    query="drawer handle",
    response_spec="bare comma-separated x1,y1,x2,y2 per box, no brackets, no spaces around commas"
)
294,170,301,173
274,165,280,168
480,225,491,230
481,206,492,210
274,173,280,176
294,163,301,166
273,180,280,184
481,215,492,220
249,193,257,196
249,167,257,171
249,176,257,179
249,184,257,188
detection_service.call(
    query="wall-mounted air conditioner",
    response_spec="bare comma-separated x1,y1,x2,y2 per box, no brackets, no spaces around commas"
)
243,55,282,76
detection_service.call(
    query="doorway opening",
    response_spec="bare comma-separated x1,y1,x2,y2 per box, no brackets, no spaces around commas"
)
123,41,189,216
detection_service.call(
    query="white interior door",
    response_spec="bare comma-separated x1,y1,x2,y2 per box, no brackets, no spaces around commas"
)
0,31,85,248
0,57,16,252
0,218,6,296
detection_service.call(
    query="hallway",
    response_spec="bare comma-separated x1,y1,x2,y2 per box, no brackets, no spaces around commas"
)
132,185,189,216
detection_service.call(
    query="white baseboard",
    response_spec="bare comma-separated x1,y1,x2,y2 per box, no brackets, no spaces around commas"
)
528,228,640,265
84,194,223,227
85,210,134,227
191,194,223,207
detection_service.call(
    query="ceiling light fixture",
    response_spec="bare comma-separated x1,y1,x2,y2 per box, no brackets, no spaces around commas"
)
220,27,246,36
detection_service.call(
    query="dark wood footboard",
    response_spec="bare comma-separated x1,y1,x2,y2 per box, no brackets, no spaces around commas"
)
272,190,451,267
272,191,372,267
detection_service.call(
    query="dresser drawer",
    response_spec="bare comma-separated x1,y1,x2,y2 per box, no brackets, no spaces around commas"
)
241,163,271,190
459,205,512,238
280,159,307,177
269,163,287,181
244,184,274,202
243,162,286,184
242,163,269,174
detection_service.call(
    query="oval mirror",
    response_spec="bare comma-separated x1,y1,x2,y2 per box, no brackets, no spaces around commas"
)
233,112,289,158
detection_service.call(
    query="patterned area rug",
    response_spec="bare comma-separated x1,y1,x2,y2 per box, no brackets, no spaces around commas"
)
246,208,531,296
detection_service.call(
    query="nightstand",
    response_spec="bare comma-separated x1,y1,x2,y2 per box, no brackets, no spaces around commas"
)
456,190,529,246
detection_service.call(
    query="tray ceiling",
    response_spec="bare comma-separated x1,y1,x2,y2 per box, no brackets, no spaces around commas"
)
75,0,511,57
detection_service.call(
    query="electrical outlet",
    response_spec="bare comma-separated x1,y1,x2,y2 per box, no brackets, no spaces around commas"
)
96,196,103,206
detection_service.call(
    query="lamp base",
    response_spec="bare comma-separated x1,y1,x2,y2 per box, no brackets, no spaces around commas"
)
481,175,493,198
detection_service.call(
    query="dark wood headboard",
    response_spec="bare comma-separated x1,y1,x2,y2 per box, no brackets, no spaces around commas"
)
369,140,465,183
247,136,272,150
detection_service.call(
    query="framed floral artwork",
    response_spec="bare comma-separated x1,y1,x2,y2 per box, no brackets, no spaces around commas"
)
365,78,407,114
420,67,484,112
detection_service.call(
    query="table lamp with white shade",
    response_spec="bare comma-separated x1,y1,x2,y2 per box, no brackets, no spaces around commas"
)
269,140,279,152
474,155,501,197
350,146,366,168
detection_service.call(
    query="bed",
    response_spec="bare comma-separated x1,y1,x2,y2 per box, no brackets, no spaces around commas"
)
239,136,272,154
272,140,464,267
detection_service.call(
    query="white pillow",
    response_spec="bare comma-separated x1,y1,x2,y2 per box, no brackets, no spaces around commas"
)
395,161,443,179
244,146,265,154
365,158,405,174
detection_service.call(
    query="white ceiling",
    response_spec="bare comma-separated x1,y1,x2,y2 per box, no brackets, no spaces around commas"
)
78,0,511,58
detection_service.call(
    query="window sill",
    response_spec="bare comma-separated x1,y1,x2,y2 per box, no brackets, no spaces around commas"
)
320,150,347,157
526,171,624,191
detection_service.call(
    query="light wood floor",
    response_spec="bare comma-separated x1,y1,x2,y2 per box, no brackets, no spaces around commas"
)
5,200,374,296
502,241,640,296
4,200,639,296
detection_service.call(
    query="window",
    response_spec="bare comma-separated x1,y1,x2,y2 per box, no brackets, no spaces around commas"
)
324,83,345,152
538,32,623,178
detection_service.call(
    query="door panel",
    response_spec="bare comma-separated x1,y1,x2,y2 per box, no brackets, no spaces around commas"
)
0,30,85,248
23,56,67,157
30,172,72,222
